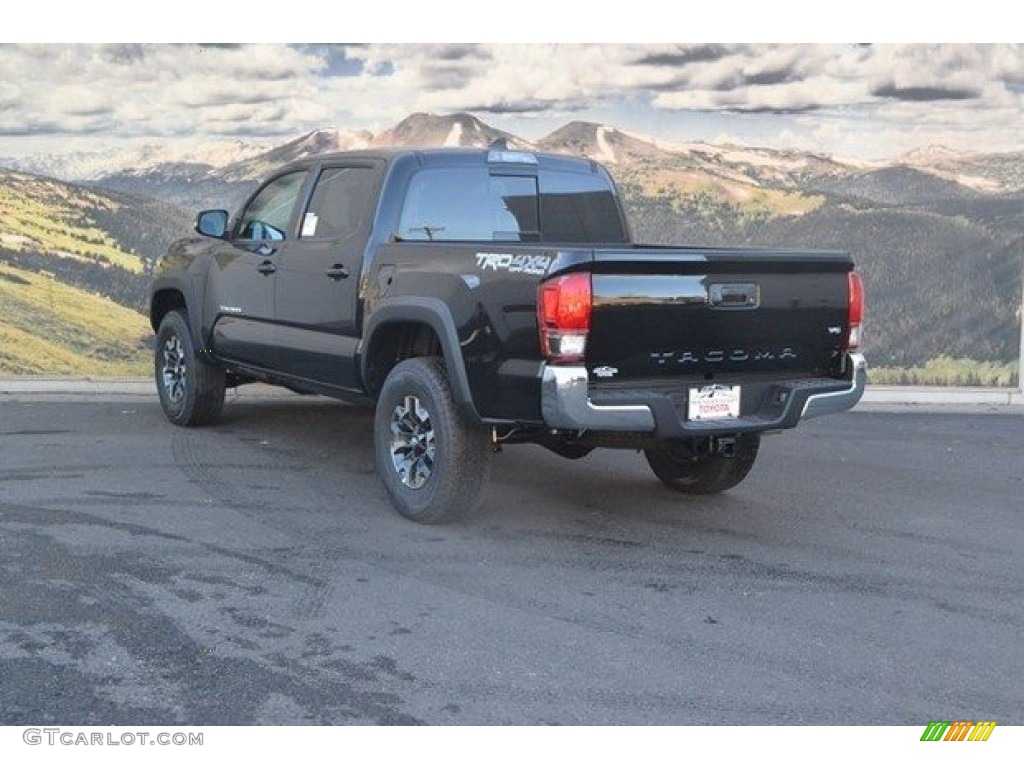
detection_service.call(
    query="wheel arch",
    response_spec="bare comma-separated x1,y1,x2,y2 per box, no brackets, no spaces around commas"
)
362,298,482,425
150,279,206,353
150,287,187,331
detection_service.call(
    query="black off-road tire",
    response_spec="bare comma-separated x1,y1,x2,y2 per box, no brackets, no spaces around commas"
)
155,309,226,427
374,357,491,523
644,434,761,495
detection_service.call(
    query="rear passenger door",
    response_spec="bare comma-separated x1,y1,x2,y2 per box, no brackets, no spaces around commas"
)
273,162,381,390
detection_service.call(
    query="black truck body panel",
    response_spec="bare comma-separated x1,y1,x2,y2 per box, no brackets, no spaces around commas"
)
150,147,863,439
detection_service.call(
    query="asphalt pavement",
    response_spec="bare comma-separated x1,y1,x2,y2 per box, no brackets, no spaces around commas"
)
0,393,1021,725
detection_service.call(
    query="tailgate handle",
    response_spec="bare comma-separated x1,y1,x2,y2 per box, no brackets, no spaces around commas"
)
710,283,759,309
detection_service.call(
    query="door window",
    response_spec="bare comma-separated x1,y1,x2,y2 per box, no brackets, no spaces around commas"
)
236,171,307,241
299,166,377,240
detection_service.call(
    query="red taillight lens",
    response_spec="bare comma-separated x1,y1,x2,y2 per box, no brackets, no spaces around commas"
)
846,271,865,351
538,272,592,362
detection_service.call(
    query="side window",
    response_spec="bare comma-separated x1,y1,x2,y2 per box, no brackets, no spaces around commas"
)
236,171,306,241
300,166,376,240
398,168,539,242
539,170,627,243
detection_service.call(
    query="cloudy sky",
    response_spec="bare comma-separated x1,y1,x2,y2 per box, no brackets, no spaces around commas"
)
1,43,1021,161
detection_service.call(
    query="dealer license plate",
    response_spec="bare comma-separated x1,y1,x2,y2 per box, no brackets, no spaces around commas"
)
687,385,741,421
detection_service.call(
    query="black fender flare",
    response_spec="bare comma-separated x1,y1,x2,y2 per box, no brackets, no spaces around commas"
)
150,276,205,352
362,297,482,425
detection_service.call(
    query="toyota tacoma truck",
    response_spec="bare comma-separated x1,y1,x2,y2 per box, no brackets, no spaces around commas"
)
150,147,866,523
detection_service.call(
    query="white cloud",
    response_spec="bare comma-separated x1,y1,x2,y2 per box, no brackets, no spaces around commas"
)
0,43,1020,159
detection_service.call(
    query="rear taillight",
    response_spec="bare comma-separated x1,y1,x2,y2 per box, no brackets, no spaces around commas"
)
538,272,592,363
846,271,865,351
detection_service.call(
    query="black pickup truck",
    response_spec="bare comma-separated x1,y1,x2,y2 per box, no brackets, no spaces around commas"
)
150,147,866,523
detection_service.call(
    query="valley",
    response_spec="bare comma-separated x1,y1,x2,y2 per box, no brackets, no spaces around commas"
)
1,112,1020,382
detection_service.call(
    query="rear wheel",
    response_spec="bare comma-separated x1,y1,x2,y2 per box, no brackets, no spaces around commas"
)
155,310,225,427
644,434,760,495
374,357,491,523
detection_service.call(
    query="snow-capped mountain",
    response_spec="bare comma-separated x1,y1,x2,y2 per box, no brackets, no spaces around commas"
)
537,122,671,165
371,112,530,150
897,145,971,167
0,140,268,182
2,112,1021,377
5,112,1020,211
891,145,1024,193
534,121,856,191
217,128,373,182
89,129,373,210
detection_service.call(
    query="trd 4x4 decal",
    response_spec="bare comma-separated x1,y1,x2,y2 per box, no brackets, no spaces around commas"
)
475,252,552,276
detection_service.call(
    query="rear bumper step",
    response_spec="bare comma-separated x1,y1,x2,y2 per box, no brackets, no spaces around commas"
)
541,353,866,436
801,353,867,420
540,366,656,431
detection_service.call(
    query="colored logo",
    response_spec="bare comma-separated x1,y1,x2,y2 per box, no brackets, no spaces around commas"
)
920,721,996,742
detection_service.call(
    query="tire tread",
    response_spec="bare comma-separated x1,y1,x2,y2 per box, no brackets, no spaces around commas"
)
644,435,760,495
155,310,225,427
374,357,490,523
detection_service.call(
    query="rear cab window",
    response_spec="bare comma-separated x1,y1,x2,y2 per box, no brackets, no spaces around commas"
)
396,159,626,244
398,168,539,242
538,169,627,243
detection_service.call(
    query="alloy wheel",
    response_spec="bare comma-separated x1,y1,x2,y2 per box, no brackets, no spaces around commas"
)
389,394,436,489
161,334,187,404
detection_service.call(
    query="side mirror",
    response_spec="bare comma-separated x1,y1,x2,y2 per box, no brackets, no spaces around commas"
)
195,209,229,238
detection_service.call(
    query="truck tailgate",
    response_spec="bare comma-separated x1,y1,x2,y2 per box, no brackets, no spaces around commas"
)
585,247,852,383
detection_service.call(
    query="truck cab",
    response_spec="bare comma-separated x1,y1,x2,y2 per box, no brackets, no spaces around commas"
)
151,148,865,523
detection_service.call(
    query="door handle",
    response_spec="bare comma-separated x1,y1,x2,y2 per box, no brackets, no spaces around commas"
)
325,264,350,280
257,260,277,275
247,242,277,256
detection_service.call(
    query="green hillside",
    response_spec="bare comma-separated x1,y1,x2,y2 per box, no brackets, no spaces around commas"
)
0,170,192,376
0,262,149,375
1,125,1021,384
0,170,144,272
621,181,1023,373
617,166,825,224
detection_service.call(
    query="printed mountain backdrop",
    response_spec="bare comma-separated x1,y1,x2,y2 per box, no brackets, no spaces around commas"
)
1,112,1021,383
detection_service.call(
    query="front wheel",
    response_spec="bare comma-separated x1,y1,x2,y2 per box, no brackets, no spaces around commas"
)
374,357,491,523
155,309,225,427
644,434,760,495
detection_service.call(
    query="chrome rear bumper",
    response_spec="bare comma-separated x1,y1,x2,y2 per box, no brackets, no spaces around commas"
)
800,353,867,420
540,353,867,434
541,366,655,431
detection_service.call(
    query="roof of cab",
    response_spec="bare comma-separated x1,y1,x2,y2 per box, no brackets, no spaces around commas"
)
276,146,602,173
